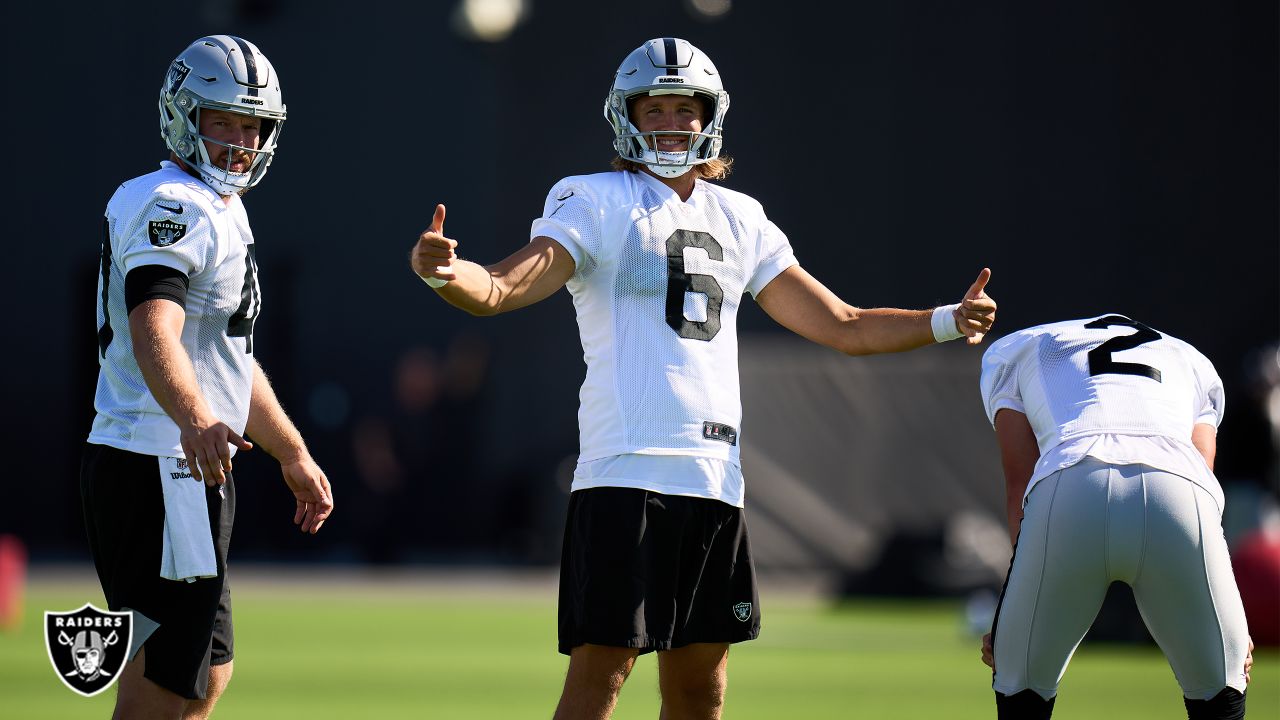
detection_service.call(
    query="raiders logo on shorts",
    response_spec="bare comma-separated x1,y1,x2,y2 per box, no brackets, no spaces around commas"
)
44,604,133,697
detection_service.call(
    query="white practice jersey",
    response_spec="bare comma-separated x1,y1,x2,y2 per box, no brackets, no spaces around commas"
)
531,171,797,499
980,315,1225,506
89,161,261,457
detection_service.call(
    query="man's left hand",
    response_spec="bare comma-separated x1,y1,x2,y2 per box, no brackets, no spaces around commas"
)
955,267,997,345
280,457,334,534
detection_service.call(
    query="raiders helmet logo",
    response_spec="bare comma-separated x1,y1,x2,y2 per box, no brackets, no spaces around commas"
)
44,604,132,697
732,602,752,622
165,60,191,97
148,219,187,247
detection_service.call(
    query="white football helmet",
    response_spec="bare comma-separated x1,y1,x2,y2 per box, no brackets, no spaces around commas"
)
604,38,730,178
159,35,286,195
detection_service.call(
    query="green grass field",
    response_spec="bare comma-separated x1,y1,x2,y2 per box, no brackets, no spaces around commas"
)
3,569,1275,719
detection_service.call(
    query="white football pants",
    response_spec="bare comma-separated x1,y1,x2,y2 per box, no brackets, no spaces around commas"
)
992,458,1250,701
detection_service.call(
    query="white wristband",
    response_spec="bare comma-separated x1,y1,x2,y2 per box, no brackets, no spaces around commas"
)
420,274,449,288
931,303,964,343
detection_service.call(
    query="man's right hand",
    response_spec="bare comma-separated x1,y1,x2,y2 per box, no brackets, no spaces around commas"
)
180,418,253,486
410,203,457,285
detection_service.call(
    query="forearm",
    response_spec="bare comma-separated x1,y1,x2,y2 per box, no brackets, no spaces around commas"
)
758,267,960,355
831,307,938,356
425,237,574,316
430,259,505,316
130,301,214,431
246,361,309,463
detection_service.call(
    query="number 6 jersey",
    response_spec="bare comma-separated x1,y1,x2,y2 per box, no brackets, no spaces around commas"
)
89,161,261,458
980,315,1226,508
531,171,797,472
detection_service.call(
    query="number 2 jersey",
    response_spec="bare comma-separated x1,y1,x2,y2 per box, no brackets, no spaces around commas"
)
530,170,798,504
89,161,260,458
980,315,1225,508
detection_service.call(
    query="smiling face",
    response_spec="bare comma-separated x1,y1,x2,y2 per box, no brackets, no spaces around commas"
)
198,108,262,174
629,93,707,153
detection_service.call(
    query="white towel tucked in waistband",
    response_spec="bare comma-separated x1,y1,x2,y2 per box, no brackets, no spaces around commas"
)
157,457,218,583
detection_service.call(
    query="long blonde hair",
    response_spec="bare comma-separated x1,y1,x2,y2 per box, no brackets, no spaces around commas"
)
610,155,734,180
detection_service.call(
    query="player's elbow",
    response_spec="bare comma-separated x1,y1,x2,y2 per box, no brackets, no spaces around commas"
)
831,318,881,357
802,307,878,356
836,342,879,357
453,299,500,317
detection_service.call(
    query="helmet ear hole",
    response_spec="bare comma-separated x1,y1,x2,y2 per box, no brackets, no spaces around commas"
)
694,94,713,124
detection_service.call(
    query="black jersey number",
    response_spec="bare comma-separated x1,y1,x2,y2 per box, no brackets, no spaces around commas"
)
666,230,724,341
1083,315,1162,382
226,244,260,353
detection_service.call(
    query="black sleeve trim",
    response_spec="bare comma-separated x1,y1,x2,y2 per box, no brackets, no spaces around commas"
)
125,265,190,314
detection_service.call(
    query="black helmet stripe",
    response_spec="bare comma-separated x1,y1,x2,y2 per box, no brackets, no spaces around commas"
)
663,37,678,70
229,36,260,95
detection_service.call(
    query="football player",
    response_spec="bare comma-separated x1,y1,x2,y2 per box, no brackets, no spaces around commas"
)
411,37,996,719
979,316,1252,719
83,35,333,719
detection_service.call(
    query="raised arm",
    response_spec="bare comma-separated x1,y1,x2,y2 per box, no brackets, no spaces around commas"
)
410,204,576,316
755,266,996,355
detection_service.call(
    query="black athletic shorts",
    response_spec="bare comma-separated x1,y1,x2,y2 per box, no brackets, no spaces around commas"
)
80,443,235,700
558,487,761,655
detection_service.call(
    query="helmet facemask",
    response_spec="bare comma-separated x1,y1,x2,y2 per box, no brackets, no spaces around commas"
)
164,95,283,195
606,89,729,178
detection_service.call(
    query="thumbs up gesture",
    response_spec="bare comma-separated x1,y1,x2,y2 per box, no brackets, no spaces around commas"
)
955,267,996,344
411,204,456,288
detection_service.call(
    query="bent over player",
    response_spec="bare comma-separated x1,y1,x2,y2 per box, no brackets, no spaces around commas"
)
83,35,333,719
979,315,1252,719
411,37,996,720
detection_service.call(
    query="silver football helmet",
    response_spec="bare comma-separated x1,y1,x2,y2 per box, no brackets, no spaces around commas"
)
159,35,286,195
604,38,730,178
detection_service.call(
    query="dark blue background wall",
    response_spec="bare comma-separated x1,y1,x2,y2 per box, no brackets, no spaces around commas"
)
5,0,1275,561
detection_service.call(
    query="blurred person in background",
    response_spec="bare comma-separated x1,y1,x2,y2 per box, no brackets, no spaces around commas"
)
410,37,995,720
351,337,491,562
82,35,333,719
978,315,1252,719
